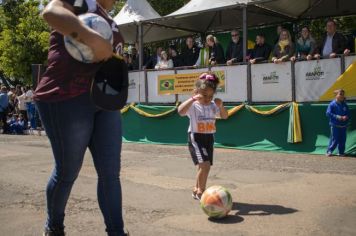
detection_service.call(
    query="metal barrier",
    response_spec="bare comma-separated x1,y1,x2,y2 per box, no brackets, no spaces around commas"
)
125,54,356,103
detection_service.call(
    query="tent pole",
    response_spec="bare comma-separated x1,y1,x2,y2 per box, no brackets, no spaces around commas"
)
242,5,247,63
138,23,144,70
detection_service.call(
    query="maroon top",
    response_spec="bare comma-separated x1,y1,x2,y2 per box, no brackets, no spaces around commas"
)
34,3,124,102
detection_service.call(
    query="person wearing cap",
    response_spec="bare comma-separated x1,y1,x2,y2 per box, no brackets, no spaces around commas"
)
34,0,128,235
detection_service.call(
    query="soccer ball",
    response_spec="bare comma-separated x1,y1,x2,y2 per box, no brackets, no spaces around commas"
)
200,185,233,219
64,13,113,63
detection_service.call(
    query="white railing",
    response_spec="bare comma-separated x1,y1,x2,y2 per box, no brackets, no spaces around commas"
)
127,55,356,104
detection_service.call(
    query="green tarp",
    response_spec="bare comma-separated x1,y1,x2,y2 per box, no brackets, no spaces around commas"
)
122,103,356,156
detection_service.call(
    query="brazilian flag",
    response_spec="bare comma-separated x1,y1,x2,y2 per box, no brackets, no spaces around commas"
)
160,79,175,91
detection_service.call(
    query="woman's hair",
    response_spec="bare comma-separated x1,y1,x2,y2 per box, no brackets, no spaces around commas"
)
160,50,167,58
301,26,310,32
206,35,215,43
195,72,220,91
279,29,292,42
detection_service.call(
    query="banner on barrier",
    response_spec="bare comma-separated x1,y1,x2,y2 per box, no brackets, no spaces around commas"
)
345,55,356,70
157,71,225,95
127,71,143,103
295,58,341,102
251,62,292,102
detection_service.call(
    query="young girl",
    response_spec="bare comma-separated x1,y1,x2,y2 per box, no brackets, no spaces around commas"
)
178,72,228,200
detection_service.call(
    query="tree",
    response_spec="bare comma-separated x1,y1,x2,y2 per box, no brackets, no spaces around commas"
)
148,0,189,16
0,0,49,84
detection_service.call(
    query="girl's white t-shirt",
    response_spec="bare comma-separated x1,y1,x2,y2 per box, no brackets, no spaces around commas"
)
186,101,220,134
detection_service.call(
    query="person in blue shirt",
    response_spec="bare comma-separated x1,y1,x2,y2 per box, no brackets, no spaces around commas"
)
326,89,350,156
0,86,9,134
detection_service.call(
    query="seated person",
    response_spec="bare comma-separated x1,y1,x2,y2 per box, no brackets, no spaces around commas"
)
272,29,295,63
291,26,316,61
314,19,350,59
168,45,182,67
206,35,225,66
155,51,174,69
7,114,25,134
226,30,243,65
249,33,271,64
144,47,162,69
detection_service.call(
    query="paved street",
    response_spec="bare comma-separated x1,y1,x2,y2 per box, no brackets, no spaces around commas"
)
1,135,356,236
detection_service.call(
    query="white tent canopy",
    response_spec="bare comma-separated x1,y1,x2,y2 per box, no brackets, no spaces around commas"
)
154,0,356,33
113,0,192,44
257,0,356,19
155,0,292,33
114,0,161,25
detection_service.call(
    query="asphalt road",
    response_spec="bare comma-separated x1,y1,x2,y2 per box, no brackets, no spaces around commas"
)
0,135,356,236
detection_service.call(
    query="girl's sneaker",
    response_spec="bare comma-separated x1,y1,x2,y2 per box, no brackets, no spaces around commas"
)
192,191,202,200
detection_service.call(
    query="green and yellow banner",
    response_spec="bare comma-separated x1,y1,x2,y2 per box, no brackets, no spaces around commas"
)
158,71,225,95
319,61,356,101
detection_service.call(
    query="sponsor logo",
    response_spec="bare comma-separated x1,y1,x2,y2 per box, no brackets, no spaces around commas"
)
128,79,136,89
263,71,279,84
305,64,325,80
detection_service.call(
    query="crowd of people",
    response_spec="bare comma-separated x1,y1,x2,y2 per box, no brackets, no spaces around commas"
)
122,19,352,70
0,84,42,135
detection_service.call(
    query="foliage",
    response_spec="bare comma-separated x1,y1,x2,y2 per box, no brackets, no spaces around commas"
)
296,16,356,42
148,0,189,16
110,0,126,17
0,0,49,84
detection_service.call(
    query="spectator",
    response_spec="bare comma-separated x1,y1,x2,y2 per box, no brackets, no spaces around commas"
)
226,30,243,65
206,35,225,66
315,19,350,59
274,25,283,45
7,87,15,97
155,51,174,69
144,47,162,69
195,41,210,67
181,36,200,66
326,89,350,157
8,113,25,135
25,86,35,130
16,87,29,127
249,33,271,64
291,26,316,61
272,29,295,63
0,86,9,134
168,45,182,67
123,52,134,71
129,46,139,70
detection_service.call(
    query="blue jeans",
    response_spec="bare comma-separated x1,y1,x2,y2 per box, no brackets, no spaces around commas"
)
327,126,347,155
36,93,125,236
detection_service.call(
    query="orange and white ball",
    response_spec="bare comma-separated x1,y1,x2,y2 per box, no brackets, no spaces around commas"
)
200,185,233,218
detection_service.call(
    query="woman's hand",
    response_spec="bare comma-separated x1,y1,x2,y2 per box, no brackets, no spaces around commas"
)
84,29,113,62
